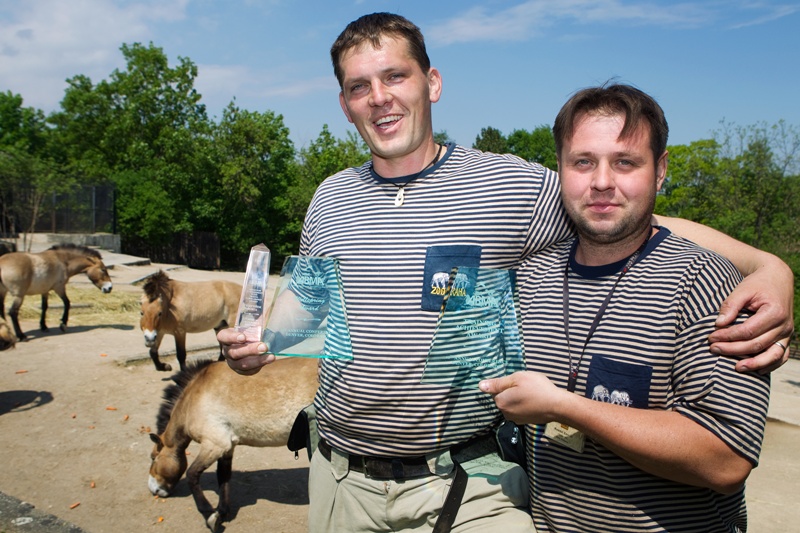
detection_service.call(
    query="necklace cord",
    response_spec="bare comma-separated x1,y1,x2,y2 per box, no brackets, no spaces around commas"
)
373,143,443,206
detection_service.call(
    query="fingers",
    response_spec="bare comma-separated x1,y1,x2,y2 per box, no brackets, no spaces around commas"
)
479,375,514,395
734,338,791,375
217,327,273,374
227,353,276,375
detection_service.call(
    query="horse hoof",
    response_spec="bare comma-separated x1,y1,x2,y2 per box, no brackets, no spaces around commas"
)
159,363,172,372
59,323,67,333
206,512,221,532
40,326,49,332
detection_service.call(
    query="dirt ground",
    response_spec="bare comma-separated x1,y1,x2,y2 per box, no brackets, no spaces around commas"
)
0,263,798,533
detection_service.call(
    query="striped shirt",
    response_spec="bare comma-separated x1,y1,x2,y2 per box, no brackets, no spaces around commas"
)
519,228,770,532
301,143,572,456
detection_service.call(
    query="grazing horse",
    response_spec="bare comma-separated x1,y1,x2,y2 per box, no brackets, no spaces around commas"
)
0,244,113,341
140,270,242,372
148,357,319,531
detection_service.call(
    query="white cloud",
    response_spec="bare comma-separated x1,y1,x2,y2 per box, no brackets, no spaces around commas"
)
0,0,189,112
428,0,749,45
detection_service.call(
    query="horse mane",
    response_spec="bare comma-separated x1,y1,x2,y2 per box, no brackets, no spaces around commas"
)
48,243,103,259
143,270,172,300
155,358,217,435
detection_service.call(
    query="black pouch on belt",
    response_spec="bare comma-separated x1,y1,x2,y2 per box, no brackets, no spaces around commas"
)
287,403,318,461
495,419,526,470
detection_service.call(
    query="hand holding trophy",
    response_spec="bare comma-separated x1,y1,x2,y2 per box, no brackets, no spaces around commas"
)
235,244,353,360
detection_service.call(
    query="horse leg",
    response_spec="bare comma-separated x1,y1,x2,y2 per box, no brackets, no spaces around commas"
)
175,332,188,371
55,288,70,332
8,296,26,341
149,335,171,372
40,294,49,331
185,448,224,531
210,454,234,532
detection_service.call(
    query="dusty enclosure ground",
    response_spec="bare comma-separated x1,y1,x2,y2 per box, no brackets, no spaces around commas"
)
0,265,799,533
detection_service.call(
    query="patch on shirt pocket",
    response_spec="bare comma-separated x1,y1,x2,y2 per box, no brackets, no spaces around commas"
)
585,356,652,409
421,245,481,311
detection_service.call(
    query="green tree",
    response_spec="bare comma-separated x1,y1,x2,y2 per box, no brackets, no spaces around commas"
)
473,126,507,153
210,101,296,267
656,139,722,223
0,91,70,249
434,130,454,145
279,126,369,258
507,125,557,170
52,43,211,243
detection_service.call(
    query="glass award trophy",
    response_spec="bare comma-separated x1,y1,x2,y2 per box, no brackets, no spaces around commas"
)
422,267,524,389
262,255,353,359
234,243,271,340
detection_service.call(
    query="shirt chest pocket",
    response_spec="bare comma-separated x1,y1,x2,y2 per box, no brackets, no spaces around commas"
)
584,356,653,409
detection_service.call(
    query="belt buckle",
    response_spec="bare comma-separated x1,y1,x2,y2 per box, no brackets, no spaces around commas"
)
362,457,387,480
362,457,406,480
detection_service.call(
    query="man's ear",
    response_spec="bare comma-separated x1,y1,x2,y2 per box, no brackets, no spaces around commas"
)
428,67,442,104
339,91,354,124
655,150,668,191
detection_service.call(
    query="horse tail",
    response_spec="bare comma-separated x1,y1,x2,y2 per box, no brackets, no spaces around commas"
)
155,358,216,434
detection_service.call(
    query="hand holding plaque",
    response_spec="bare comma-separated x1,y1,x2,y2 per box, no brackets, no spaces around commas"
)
263,255,353,359
422,267,524,388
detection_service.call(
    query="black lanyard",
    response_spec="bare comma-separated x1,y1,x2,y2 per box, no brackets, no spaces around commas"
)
561,237,649,393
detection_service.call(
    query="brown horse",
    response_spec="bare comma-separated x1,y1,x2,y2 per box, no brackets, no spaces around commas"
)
0,244,113,341
148,357,319,531
140,270,242,372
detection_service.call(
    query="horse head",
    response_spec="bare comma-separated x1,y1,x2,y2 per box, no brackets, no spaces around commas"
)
147,361,209,498
86,257,113,293
140,271,172,347
50,244,113,293
148,433,188,497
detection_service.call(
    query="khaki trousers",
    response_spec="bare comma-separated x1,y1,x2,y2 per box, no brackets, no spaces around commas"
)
308,443,534,533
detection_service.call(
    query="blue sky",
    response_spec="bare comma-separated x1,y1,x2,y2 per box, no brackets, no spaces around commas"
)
1,0,798,150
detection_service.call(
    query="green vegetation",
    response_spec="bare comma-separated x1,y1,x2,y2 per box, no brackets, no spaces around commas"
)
1,42,797,338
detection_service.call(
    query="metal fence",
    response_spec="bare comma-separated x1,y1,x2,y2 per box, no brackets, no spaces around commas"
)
32,185,116,234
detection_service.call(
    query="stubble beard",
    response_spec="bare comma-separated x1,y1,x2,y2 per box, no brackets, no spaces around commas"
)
570,197,655,250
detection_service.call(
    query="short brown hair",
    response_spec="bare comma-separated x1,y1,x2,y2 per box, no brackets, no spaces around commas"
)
330,12,431,88
553,83,669,162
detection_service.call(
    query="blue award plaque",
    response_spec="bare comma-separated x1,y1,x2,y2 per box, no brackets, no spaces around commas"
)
422,267,524,388
263,255,353,359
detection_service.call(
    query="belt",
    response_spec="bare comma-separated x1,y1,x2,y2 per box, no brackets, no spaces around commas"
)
317,433,497,481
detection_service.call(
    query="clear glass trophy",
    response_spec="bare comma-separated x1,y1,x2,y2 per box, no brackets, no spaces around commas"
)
262,255,353,359
234,243,271,340
421,267,524,389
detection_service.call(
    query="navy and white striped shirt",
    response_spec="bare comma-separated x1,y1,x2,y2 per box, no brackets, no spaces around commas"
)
519,228,770,532
301,143,573,456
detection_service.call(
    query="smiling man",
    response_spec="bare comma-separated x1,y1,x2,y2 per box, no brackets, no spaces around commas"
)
481,84,770,532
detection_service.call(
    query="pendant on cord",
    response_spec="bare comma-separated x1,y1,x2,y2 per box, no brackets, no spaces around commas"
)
394,187,404,207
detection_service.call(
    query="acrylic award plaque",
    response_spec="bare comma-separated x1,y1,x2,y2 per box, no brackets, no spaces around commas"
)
421,267,524,389
262,255,353,359
234,243,271,340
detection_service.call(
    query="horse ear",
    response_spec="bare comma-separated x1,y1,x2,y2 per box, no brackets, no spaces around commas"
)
150,433,164,450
